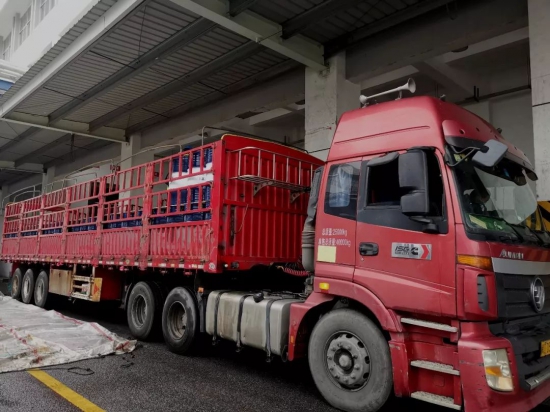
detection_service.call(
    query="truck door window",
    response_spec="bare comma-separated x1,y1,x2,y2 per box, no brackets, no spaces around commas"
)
324,162,360,220
367,160,402,206
359,152,447,232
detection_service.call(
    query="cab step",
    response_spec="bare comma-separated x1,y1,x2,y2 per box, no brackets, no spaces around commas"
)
411,360,460,375
411,391,461,410
401,317,457,332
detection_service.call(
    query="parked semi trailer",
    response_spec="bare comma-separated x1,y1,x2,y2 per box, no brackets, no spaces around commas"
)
4,82,550,411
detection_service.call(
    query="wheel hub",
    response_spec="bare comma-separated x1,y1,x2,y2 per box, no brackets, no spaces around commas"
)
168,301,187,340
326,333,370,390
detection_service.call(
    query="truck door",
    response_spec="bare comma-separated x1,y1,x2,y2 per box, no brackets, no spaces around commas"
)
314,160,361,281
354,149,456,317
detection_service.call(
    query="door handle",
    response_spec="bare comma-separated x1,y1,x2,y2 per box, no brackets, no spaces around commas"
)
359,242,378,256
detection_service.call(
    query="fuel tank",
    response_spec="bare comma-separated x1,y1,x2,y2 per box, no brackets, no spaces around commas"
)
205,291,301,357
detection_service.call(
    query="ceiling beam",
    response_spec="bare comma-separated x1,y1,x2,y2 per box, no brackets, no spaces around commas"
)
0,0,147,118
0,127,42,154
0,161,44,174
325,0,456,57
413,58,482,100
125,59,300,134
1,113,126,143
44,140,110,169
282,0,363,39
229,0,259,16
139,68,304,147
169,0,325,70
89,41,262,131
48,18,216,125
13,133,73,168
441,27,529,64
360,66,419,90
346,0,528,83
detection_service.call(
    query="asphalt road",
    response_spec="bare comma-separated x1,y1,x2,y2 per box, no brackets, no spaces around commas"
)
1,279,549,412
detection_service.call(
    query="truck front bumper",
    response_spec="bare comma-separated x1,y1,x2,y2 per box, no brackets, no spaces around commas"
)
459,322,550,412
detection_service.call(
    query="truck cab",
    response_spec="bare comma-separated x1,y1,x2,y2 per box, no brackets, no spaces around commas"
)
295,95,550,411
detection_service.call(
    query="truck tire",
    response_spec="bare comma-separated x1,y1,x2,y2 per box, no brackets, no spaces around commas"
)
34,271,49,308
308,309,393,412
162,287,198,355
21,269,36,304
127,281,163,341
10,268,23,300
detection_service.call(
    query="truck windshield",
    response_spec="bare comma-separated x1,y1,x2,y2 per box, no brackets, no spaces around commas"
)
453,155,544,240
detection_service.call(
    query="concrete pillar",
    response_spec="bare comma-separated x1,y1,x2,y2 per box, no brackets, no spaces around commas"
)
41,166,55,193
529,0,550,200
305,52,360,160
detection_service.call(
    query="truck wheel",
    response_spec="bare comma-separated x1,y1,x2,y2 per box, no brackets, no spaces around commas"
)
308,309,392,412
21,269,36,304
127,281,163,340
34,271,49,308
162,287,198,355
10,268,23,300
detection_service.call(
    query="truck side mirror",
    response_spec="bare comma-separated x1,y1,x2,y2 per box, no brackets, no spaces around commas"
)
472,140,508,169
399,150,430,216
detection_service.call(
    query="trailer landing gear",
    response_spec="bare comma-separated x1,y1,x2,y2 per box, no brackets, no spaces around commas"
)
308,309,392,412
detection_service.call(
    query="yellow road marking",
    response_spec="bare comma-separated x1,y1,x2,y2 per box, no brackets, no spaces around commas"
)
28,369,105,412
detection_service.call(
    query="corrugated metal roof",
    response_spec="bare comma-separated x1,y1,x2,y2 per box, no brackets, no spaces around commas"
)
302,0,420,43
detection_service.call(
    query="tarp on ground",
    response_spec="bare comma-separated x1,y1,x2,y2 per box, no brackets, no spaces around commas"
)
0,296,135,373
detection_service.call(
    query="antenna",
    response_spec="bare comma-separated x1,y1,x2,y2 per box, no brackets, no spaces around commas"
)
360,78,417,107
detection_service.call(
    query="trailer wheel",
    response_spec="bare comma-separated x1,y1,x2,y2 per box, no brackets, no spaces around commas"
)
10,268,24,300
34,271,49,308
162,287,198,355
308,309,392,412
127,281,163,341
21,269,36,304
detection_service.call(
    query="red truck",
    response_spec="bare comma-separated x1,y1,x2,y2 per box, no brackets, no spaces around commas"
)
3,83,550,412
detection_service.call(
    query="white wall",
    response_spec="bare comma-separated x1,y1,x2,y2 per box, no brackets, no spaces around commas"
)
1,0,97,69
490,91,534,164
463,90,534,165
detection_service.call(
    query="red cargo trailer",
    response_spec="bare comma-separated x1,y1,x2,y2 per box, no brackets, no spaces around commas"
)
2,135,320,275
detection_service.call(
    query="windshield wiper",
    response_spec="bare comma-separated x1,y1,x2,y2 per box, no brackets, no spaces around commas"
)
469,213,524,242
516,223,550,247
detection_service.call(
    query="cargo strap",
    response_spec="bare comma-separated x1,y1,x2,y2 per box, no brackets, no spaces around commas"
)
213,291,230,343
265,298,294,358
236,294,253,350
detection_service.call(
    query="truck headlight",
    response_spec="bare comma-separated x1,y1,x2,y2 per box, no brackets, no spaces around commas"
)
482,349,513,391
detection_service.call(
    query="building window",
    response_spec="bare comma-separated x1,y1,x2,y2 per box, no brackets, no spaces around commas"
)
39,0,56,23
2,34,11,61
19,8,32,45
